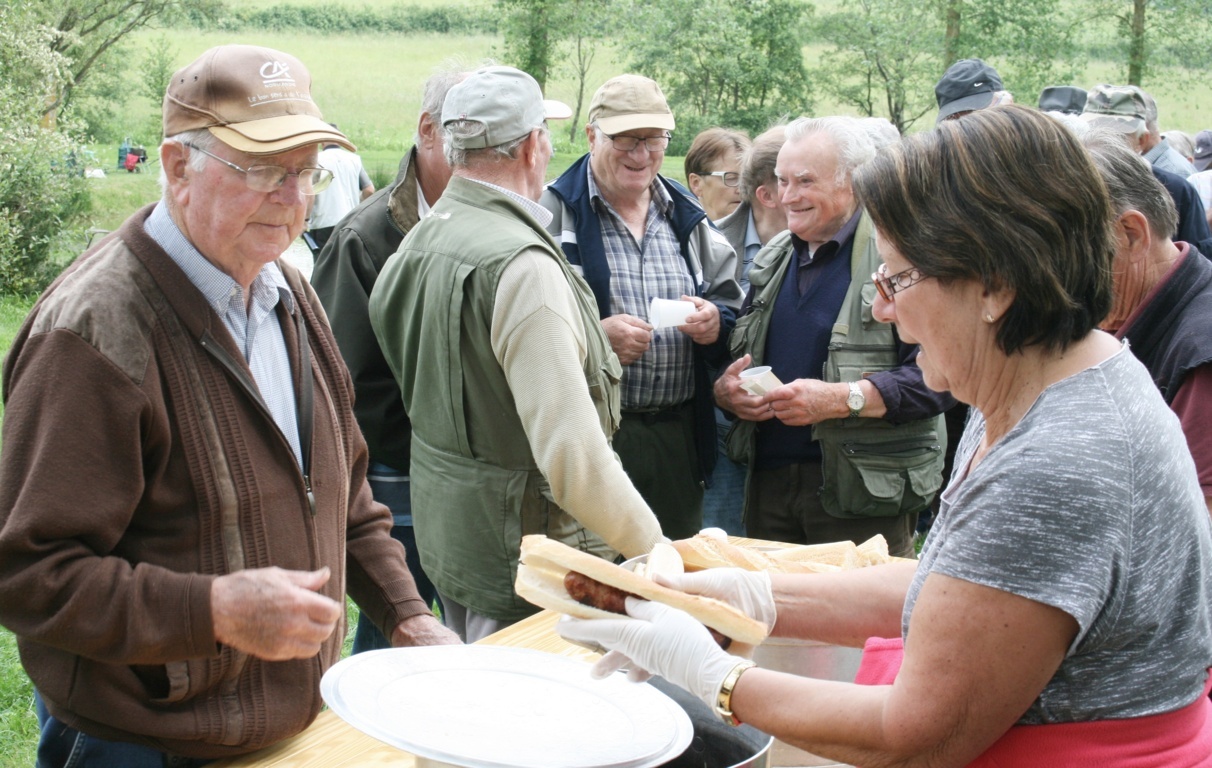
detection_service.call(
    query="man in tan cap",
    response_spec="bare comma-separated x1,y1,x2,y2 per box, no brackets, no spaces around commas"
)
540,75,741,540
0,44,457,766
370,66,662,642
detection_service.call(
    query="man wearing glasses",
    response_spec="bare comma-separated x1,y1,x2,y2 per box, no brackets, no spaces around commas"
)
714,116,952,556
0,45,457,767
541,74,742,540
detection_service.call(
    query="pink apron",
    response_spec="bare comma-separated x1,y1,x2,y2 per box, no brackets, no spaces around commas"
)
854,637,1212,767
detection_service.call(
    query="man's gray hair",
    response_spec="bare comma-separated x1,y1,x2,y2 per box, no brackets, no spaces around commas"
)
414,59,493,144
157,129,220,197
784,116,876,184
859,117,900,154
1082,128,1178,239
443,121,538,169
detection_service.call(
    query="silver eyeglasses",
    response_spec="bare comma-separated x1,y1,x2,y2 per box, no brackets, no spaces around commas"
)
701,171,740,187
872,262,929,301
183,143,334,196
603,132,672,153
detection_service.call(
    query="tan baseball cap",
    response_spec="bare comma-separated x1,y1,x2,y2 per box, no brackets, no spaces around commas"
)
588,75,675,134
163,45,354,156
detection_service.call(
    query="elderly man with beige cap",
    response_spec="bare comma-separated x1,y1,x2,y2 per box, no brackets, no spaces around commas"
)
0,44,457,767
370,66,663,643
541,75,741,540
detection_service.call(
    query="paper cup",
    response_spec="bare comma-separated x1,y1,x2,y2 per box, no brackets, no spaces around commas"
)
739,365,783,396
648,297,697,328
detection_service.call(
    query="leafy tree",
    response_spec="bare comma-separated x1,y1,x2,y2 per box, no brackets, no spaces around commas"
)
30,0,221,123
621,0,811,150
557,0,611,142
497,0,559,91
0,3,90,295
814,0,1081,132
813,0,941,133
1087,0,1212,86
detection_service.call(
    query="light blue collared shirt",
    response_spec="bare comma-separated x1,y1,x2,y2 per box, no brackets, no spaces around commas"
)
144,203,303,468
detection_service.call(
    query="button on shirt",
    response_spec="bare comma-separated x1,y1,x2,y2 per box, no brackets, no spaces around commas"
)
588,167,694,409
144,204,304,468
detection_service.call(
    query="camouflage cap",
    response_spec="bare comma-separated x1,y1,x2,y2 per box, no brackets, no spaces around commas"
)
1080,84,1147,134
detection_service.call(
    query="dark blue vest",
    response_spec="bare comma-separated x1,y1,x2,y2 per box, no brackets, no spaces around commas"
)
754,240,852,468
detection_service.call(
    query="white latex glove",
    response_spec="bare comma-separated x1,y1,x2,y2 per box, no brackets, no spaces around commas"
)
654,568,777,629
557,597,746,708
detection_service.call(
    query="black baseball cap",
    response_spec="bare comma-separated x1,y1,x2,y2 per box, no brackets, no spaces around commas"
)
1038,86,1087,116
935,59,1004,124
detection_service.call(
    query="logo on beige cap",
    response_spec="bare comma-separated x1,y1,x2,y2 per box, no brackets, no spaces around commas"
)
260,61,295,87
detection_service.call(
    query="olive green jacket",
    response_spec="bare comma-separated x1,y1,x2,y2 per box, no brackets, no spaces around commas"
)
370,177,628,620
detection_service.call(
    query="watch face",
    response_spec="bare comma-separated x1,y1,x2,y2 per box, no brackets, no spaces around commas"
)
847,385,864,412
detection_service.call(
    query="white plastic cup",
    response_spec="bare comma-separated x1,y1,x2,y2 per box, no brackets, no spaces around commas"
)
739,365,783,396
648,297,697,328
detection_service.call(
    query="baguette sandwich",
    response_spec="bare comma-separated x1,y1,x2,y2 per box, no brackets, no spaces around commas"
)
515,535,769,646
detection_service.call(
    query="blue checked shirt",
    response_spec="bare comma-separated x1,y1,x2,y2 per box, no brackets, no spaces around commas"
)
144,204,304,468
588,167,695,409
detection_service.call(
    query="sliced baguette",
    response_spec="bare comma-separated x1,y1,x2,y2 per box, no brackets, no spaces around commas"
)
516,535,769,645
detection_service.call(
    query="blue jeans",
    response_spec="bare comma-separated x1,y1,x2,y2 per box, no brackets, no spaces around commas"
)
35,692,212,768
352,463,442,653
701,421,746,536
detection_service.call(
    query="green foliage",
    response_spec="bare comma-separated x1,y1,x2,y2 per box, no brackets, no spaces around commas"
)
813,0,1082,132
621,0,812,153
813,0,942,133
198,3,497,35
0,4,92,296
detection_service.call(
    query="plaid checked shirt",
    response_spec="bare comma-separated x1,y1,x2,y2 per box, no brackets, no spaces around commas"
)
588,167,695,409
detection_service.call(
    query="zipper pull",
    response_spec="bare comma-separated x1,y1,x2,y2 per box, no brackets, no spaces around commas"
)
304,474,317,516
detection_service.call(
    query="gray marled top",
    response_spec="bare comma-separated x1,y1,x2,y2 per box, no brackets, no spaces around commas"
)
904,343,1212,722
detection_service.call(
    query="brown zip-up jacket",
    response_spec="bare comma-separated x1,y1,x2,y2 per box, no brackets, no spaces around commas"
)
0,205,429,759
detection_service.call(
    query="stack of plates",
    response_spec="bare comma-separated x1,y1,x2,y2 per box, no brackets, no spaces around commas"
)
321,645,693,768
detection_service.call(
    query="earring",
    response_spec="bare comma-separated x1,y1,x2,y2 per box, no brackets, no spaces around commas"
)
984,313,995,323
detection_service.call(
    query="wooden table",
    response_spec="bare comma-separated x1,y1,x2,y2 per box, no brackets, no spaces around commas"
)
213,611,591,767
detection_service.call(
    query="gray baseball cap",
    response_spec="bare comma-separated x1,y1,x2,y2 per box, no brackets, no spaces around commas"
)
441,66,572,149
1080,84,1147,133
1195,129,1212,172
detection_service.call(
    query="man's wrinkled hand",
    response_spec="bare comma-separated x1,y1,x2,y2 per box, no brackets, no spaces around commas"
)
714,355,777,422
392,613,462,646
767,379,848,426
211,567,342,661
601,314,653,365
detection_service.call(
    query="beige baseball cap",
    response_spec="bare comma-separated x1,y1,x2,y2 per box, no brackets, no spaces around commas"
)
588,75,675,134
163,45,354,155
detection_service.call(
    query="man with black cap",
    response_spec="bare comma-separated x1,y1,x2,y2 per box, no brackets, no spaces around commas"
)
540,75,742,540
934,58,1013,123
370,66,663,643
0,44,458,767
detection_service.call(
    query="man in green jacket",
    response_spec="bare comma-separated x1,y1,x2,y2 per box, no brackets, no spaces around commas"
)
370,67,663,642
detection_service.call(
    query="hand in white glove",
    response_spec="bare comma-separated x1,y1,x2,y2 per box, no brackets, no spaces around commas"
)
557,597,746,708
654,567,777,629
